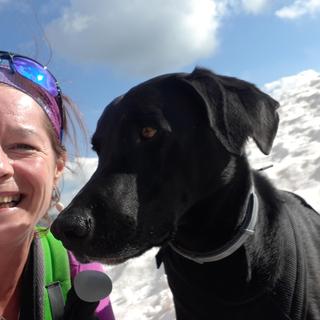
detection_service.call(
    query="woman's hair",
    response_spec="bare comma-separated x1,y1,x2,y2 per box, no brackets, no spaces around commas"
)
39,93,89,226
45,94,88,160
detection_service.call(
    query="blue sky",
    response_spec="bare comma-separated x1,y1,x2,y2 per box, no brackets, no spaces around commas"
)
1,0,320,156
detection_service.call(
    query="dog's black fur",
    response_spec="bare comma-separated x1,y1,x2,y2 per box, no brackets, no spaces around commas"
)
52,68,320,319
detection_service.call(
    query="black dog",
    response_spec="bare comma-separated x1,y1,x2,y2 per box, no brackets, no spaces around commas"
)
52,68,320,319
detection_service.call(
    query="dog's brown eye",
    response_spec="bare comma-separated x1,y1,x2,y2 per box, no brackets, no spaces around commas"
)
141,127,157,139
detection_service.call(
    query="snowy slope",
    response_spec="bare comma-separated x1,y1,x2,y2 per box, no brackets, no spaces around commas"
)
60,69,320,320
247,69,320,212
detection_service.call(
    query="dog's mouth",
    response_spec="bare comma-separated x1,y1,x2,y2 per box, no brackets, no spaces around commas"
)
95,256,133,265
71,238,169,265
56,217,175,265
73,249,146,265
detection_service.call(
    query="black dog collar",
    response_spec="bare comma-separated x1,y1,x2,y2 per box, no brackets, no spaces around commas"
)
169,188,259,264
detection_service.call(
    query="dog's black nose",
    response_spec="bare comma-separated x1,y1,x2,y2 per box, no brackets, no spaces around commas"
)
51,209,93,243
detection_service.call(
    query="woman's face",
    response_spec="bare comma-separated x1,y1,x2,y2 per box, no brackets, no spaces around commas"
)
0,85,65,246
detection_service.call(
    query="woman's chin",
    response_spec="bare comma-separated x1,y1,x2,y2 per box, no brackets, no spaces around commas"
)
0,213,34,246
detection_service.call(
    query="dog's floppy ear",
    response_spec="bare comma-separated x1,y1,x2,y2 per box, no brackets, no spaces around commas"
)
180,67,280,155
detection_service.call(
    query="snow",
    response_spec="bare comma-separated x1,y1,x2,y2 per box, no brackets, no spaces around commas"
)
60,69,320,320
248,69,320,213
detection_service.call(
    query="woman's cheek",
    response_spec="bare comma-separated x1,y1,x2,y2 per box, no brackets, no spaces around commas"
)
15,157,56,213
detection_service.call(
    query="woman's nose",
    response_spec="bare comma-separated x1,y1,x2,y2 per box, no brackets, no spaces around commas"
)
0,148,14,179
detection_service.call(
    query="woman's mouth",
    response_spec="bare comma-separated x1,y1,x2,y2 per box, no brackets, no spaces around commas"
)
0,195,22,209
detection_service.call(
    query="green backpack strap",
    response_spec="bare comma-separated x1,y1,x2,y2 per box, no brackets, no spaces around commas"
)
36,226,72,320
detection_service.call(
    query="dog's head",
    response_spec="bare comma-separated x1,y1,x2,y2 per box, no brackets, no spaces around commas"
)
51,68,279,264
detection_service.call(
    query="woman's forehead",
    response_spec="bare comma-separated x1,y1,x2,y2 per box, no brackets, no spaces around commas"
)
0,84,42,113
0,86,49,135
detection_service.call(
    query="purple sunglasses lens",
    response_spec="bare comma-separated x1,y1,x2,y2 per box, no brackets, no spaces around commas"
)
12,56,59,97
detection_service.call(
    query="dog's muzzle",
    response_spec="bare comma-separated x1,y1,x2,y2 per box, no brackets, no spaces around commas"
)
51,207,94,248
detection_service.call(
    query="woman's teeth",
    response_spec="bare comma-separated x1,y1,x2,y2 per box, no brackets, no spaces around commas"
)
0,195,21,208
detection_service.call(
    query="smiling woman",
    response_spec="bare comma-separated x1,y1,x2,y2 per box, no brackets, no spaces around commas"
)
0,51,115,320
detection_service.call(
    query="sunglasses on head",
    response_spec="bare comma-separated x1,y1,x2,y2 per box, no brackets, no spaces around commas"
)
0,51,64,141
0,51,63,110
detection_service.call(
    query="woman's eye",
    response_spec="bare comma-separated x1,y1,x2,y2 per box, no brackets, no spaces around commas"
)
11,144,37,151
141,127,157,139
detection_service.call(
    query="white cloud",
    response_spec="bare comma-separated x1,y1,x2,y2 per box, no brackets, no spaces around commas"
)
44,0,283,76
240,0,269,14
45,0,225,76
221,0,270,15
276,0,320,19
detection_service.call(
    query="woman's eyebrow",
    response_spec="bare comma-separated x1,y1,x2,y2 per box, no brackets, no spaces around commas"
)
12,126,39,137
